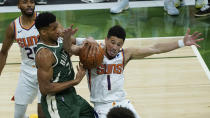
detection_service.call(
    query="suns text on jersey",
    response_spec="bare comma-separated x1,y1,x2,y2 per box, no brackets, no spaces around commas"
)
16,35,39,48
96,64,123,75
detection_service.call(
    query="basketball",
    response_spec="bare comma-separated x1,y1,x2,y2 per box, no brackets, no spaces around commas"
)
79,43,104,69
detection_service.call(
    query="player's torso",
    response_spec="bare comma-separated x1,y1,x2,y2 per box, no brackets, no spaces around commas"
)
14,14,39,68
37,39,77,100
36,39,75,83
87,49,126,103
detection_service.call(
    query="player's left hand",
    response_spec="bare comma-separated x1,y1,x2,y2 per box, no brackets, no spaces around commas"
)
63,24,78,41
62,24,78,53
184,29,204,47
83,37,99,57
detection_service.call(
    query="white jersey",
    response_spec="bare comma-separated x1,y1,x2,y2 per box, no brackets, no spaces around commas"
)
87,49,126,104
14,13,39,68
13,13,42,105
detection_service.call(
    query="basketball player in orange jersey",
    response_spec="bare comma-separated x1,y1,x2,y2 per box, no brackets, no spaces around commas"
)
84,25,204,118
0,0,45,118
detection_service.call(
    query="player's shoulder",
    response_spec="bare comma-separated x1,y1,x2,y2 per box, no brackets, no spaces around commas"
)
8,16,20,30
12,16,20,24
38,47,52,54
5,19,17,36
36,48,53,59
36,48,55,67
36,48,54,63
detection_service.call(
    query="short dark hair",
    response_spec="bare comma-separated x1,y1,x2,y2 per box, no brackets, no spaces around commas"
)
107,25,126,42
35,12,56,30
107,107,135,118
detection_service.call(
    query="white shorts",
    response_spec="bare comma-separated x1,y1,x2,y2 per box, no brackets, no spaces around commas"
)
94,99,141,118
14,64,41,105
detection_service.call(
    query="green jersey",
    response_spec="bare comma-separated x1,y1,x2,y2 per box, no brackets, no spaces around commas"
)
37,39,75,83
36,39,95,118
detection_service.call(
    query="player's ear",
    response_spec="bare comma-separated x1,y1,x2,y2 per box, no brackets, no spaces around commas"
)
40,29,47,36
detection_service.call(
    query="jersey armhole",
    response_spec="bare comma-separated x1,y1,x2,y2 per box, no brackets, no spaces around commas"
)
121,48,125,69
13,21,16,40
35,47,58,68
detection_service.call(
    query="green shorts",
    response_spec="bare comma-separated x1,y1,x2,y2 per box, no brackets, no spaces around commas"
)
41,92,95,118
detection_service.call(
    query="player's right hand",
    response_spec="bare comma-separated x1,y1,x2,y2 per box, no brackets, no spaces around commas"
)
75,62,86,84
84,37,99,57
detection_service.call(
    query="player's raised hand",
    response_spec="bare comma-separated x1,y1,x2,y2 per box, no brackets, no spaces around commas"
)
63,24,78,41
183,29,204,47
63,24,78,53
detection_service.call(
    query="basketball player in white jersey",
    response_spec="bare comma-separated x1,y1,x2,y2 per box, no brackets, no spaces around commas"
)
0,0,45,118
85,25,203,118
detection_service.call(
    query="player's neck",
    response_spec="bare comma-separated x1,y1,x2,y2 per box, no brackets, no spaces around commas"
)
40,37,58,46
20,13,36,27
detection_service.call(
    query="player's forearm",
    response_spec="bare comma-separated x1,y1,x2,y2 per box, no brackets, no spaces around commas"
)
41,79,80,95
0,52,8,75
63,36,73,53
75,37,96,46
153,40,180,54
69,45,82,56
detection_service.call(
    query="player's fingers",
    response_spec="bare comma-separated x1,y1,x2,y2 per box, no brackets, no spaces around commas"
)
194,43,201,48
193,33,202,39
94,44,99,55
70,24,74,29
186,28,190,36
89,44,95,57
96,45,99,54
72,28,78,34
196,38,204,42
191,32,199,38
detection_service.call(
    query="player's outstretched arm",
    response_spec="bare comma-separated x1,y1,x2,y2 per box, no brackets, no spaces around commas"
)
123,29,204,65
0,22,15,76
36,48,84,95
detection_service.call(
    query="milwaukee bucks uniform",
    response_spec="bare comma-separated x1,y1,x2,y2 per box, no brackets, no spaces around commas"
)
36,39,95,118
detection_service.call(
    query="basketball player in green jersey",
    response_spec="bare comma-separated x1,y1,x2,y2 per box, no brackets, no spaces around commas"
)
35,12,96,118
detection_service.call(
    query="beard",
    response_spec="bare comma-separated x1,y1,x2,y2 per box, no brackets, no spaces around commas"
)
20,7,35,17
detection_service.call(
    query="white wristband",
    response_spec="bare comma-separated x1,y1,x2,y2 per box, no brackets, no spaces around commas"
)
76,38,86,46
178,40,185,48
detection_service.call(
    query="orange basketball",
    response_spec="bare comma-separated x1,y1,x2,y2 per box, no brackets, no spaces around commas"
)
79,43,104,69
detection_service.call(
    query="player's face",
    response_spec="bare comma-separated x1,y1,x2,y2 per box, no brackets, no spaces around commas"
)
46,22,60,42
18,0,35,17
105,36,124,59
